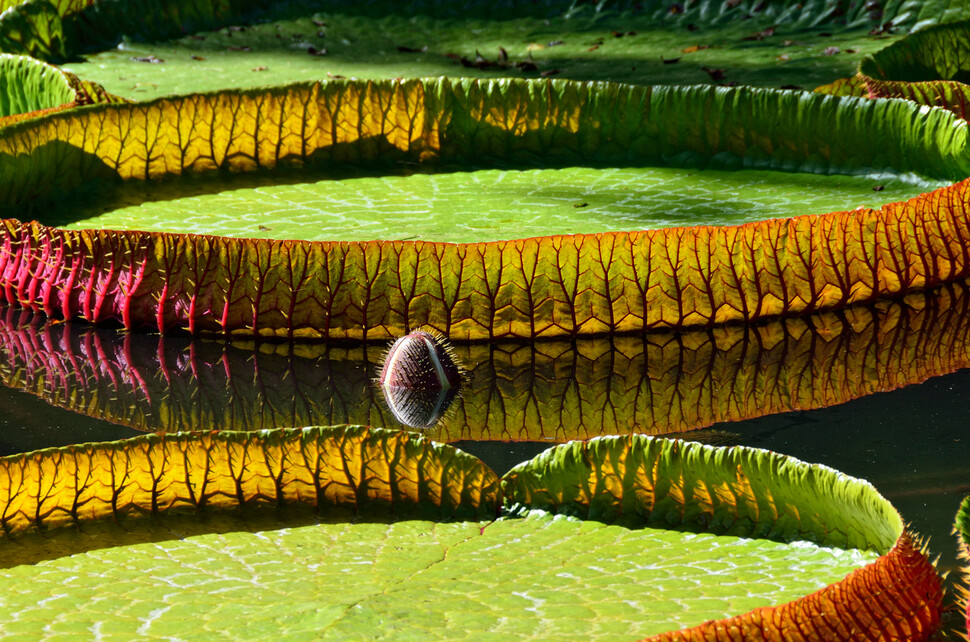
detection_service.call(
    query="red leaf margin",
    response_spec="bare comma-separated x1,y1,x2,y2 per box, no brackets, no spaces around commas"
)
647,533,941,641
0,78,967,339
3,177,970,340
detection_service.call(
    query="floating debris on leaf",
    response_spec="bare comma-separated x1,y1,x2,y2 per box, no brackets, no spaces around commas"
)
743,26,776,41
702,67,726,81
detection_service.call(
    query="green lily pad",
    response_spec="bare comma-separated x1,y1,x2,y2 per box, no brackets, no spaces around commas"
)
40,164,942,243
3,77,970,339
0,426,943,639
0,0,928,97
0,512,877,638
63,12,903,101
0,53,74,116
0,53,123,122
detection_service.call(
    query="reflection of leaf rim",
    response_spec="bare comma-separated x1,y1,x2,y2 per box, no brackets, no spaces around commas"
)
1,78,970,340
4,282,970,442
0,425,944,639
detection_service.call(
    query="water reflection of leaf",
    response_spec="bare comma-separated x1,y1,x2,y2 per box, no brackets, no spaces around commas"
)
4,280,970,442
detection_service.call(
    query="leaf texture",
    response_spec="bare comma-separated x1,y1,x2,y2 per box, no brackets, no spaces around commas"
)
0,0,926,63
0,426,500,536
505,435,943,641
0,79,969,338
649,534,941,641
858,20,970,120
0,52,121,128
0,426,943,638
3,282,970,441
956,495,970,640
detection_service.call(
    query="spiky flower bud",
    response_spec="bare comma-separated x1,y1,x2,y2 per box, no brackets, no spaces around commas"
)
378,330,463,429
378,330,462,390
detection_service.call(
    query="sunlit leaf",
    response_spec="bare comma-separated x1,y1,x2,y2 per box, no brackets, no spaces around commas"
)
504,435,943,640
814,74,869,97
57,1,908,99
36,164,937,243
0,53,123,128
0,427,943,638
910,0,970,31
857,20,970,120
0,78,969,338
956,495,970,638
0,425,499,536
4,282,970,442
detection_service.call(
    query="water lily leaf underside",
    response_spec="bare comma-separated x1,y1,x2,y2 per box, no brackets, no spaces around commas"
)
3,282,970,442
0,426,943,639
1,78,970,339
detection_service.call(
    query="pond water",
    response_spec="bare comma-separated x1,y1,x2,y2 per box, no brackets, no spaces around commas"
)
0,280,967,583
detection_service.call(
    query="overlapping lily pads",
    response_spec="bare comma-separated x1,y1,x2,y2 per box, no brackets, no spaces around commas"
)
856,19,970,120
0,2,958,639
0,425,943,638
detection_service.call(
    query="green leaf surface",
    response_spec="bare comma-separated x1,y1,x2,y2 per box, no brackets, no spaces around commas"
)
0,53,74,116
0,0,919,87
911,0,970,31
855,19,970,121
0,512,877,639
3,78,970,339
0,427,937,639
62,10,902,101
41,165,940,243
860,19,970,82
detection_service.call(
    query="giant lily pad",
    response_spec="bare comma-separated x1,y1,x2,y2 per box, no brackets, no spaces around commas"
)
856,19,970,121
56,0,915,99
4,281,970,441
1,78,970,339
0,52,122,124
0,425,943,638
0,0,927,89
817,14,970,123
956,495,970,637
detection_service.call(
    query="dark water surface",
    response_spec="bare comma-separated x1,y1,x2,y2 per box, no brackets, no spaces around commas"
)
0,284,968,589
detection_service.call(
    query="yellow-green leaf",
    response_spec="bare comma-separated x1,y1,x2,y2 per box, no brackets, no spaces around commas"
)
1,79,969,338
